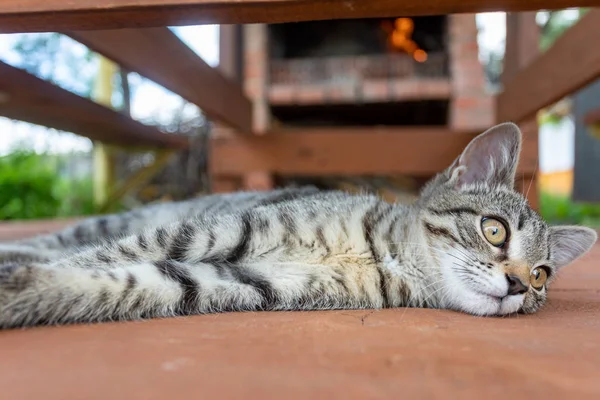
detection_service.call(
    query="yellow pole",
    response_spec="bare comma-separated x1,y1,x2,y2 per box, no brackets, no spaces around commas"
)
92,56,118,210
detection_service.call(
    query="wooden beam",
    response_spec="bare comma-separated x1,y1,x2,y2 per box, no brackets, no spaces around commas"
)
0,61,188,149
501,12,540,210
92,55,118,210
1,1,598,33
219,25,241,83
243,24,271,133
68,28,252,132
210,127,538,176
497,9,600,123
502,12,539,85
516,174,539,210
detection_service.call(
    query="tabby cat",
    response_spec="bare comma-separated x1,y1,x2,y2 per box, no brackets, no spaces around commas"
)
0,122,596,329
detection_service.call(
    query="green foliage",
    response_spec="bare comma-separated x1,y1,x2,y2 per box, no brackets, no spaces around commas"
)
11,33,62,76
538,112,564,127
539,192,600,229
0,150,95,220
9,33,97,98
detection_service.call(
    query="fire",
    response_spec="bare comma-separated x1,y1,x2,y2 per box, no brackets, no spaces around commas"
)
383,17,428,62
395,17,414,34
413,49,428,63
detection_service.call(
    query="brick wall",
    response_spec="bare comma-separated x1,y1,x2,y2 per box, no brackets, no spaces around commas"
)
268,52,451,105
269,79,452,105
270,53,447,85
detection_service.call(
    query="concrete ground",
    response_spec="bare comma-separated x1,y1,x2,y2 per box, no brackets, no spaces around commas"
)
0,220,598,399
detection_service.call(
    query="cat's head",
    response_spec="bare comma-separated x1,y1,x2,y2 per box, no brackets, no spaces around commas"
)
418,122,597,316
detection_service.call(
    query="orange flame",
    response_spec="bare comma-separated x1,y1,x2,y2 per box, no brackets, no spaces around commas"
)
385,17,427,61
395,18,414,34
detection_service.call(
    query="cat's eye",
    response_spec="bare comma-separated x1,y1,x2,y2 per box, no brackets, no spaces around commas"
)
530,267,548,290
481,218,507,247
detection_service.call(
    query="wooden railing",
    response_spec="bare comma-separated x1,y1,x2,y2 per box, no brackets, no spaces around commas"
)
0,1,596,32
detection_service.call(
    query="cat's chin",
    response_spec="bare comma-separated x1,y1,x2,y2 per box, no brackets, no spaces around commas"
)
446,289,524,316
497,293,525,315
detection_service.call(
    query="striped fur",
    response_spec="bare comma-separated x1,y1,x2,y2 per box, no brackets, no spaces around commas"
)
0,123,595,328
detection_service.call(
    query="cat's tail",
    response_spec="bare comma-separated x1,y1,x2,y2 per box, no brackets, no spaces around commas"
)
14,212,149,252
0,257,283,328
0,244,63,266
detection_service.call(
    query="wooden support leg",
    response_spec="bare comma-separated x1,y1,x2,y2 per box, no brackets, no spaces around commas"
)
243,171,274,191
211,176,240,193
209,124,243,194
92,55,118,210
517,174,539,211
93,143,116,209
516,117,540,211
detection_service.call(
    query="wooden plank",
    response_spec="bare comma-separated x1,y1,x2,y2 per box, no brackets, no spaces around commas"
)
219,25,241,83
243,24,271,133
497,9,600,123
68,28,252,132
0,1,597,33
92,56,118,210
502,12,539,84
501,12,540,210
0,219,79,241
516,174,539,210
210,127,538,176
0,61,189,149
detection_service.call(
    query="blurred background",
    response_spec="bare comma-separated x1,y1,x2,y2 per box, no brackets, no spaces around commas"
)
0,9,598,228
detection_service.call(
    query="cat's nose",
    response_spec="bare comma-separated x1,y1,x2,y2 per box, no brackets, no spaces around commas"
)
505,274,528,296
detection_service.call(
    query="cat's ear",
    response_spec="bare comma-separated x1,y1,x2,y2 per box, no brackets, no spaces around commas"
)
548,225,597,269
448,122,522,190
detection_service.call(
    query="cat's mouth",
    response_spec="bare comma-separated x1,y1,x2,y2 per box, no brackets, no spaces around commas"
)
439,254,526,316
472,290,525,315
454,287,525,316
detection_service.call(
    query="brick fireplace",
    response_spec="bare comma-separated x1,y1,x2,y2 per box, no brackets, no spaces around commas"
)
240,14,493,130
268,16,449,112
214,14,495,192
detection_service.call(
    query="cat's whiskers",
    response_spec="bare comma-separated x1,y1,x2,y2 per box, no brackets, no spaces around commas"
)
419,283,451,309
397,278,446,321
405,277,446,308
382,239,476,266
439,288,453,309
451,261,494,291
378,238,506,312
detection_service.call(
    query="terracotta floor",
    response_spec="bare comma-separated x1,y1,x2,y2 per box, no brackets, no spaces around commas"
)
0,221,599,399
